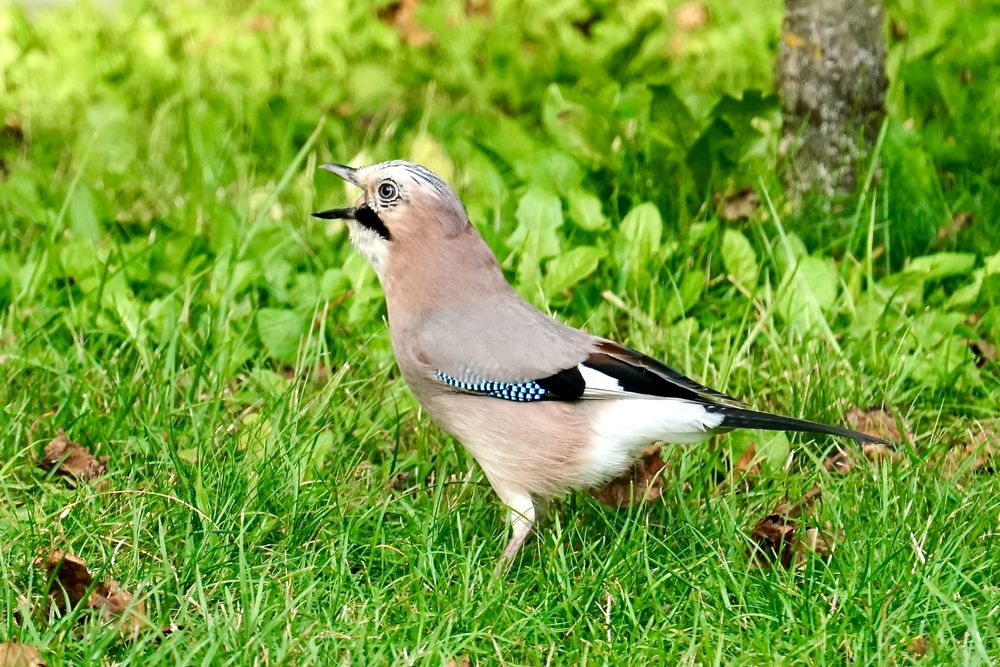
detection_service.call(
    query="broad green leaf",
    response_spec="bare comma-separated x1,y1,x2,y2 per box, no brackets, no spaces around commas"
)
721,229,759,287
509,187,563,286
984,250,1000,275
616,202,662,265
664,270,706,322
758,431,791,471
906,252,976,280
542,245,606,298
59,237,99,280
945,269,983,308
542,84,610,162
567,189,607,231
257,307,307,362
68,185,101,242
775,256,839,331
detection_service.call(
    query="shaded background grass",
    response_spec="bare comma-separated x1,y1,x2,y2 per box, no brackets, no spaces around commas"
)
1,0,998,663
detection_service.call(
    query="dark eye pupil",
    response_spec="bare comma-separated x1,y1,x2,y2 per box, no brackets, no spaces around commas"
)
379,183,396,199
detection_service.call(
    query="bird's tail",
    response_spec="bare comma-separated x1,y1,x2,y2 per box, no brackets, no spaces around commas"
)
707,405,888,444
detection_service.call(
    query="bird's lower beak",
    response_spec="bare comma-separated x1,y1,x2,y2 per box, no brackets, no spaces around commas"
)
319,162,359,185
311,206,356,220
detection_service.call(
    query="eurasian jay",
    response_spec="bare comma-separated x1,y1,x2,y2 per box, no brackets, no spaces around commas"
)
313,160,884,563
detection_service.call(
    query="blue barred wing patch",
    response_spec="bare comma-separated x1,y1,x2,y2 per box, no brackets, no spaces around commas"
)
434,370,548,402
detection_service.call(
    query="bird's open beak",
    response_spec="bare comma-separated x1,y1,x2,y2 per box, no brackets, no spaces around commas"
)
312,163,361,219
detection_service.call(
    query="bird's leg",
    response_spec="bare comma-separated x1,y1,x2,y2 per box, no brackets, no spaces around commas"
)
497,490,535,564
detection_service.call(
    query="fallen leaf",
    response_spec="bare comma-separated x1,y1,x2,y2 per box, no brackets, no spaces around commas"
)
714,188,760,221
463,0,490,18
37,550,93,610
749,486,838,568
36,550,148,636
907,635,930,658
942,425,997,478
377,0,434,46
385,470,412,492
936,211,973,242
590,446,668,508
444,657,470,667
846,406,909,444
718,442,760,493
674,2,709,31
823,448,852,474
771,485,822,519
970,339,996,368
90,579,148,637
732,443,761,477
0,643,46,667
38,431,108,483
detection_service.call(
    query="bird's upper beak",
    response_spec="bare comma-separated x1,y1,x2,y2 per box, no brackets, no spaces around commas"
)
312,163,360,220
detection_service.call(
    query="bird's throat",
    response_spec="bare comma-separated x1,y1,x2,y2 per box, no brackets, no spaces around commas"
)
354,204,392,241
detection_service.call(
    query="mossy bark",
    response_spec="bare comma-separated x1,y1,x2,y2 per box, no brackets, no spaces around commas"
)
777,0,888,199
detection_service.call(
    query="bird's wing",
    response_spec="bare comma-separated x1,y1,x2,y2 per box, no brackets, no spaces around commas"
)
415,297,887,443
415,292,597,400
415,294,745,405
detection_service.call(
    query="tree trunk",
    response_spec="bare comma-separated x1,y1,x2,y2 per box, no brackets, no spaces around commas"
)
777,0,888,199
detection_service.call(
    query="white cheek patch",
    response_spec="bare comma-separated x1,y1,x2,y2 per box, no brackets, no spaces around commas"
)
348,221,390,278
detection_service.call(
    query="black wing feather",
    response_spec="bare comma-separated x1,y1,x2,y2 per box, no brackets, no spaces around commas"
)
582,341,745,405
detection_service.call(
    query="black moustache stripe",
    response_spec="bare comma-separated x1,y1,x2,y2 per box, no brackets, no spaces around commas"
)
355,204,392,241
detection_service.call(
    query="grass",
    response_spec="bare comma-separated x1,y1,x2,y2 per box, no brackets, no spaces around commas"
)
1,0,998,664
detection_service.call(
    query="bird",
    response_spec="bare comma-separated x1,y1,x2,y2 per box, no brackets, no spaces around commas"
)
312,160,886,564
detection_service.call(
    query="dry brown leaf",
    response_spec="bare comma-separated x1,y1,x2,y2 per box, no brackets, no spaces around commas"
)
36,550,148,636
463,0,490,18
750,486,837,569
38,431,108,482
37,550,93,610
907,635,930,658
970,339,996,368
770,485,822,519
590,446,668,508
0,643,46,667
377,0,434,46
90,579,148,637
846,406,909,444
942,425,997,478
861,442,902,463
719,443,760,493
732,443,761,477
385,470,412,492
936,211,973,242
714,188,760,221
801,522,843,559
675,2,709,31
444,657,470,667
750,513,798,568
823,448,852,474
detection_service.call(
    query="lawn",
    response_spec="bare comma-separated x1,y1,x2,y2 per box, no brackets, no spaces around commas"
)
1,0,998,664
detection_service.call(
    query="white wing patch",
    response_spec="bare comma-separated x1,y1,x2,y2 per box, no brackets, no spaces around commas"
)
578,398,725,486
578,364,623,396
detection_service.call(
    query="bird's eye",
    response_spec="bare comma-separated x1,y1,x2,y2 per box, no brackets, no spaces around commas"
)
377,181,398,202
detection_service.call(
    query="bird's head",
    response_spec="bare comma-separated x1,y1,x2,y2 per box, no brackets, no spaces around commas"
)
313,160,469,277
